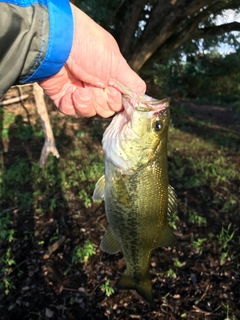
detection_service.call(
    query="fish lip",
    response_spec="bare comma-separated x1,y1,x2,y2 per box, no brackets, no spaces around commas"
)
123,94,170,113
141,97,170,112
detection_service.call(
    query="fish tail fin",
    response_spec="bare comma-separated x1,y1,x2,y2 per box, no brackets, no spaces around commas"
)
117,271,154,305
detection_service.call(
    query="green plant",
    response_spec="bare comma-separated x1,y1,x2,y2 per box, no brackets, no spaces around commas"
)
192,238,207,254
218,223,235,250
161,292,170,301
0,213,15,242
166,268,177,279
174,258,186,268
168,209,179,230
79,189,92,208
72,239,96,264
100,279,114,297
188,209,207,226
0,248,16,295
222,302,232,320
220,252,229,266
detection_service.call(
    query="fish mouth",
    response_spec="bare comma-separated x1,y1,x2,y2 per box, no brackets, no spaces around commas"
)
137,96,170,113
123,94,170,113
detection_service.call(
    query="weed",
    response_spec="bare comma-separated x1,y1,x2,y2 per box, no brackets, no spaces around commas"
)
50,228,59,243
221,195,239,213
222,302,233,320
0,248,16,294
0,212,15,242
0,211,17,295
79,189,92,208
166,268,177,279
0,275,16,295
100,279,115,297
192,238,207,254
218,223,235,250
72,239,96,264
161,292,170,301
220,252,229,266
188,209,207,226
184,201,207,226
168,209,179,230
174,258,186,268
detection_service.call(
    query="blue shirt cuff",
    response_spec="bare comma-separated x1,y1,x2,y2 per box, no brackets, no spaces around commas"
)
23,0,73,83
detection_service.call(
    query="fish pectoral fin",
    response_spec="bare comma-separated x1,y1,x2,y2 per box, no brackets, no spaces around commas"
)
118,272,154,305
100,226,121,254
157,225,177,248
92,175,105,201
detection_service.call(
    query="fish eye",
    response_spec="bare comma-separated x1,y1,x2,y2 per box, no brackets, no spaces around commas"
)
154,120,162,131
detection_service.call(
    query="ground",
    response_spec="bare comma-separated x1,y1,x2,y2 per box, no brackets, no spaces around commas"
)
0,86,240,319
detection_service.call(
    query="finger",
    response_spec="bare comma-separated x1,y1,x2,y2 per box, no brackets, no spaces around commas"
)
58,92,77,115
109,60,146,94
105,87,123,112
72,87,97,117
90,86,116,118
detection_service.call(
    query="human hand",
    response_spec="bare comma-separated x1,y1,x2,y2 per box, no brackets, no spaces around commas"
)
39,4,146,118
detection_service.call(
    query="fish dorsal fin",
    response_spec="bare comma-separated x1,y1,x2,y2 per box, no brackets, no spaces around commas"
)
92,175,105,201
168,185,177,215
100,226,121,254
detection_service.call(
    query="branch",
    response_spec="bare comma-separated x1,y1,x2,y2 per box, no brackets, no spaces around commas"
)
148,21,240,64
129,0,217,69
197,21,240,38
141,0,213,42
128,0,240,70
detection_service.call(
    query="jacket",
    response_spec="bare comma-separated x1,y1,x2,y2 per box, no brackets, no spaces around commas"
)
0,0,73,97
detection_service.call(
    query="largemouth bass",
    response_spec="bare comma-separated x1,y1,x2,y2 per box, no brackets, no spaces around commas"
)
93,94,177,304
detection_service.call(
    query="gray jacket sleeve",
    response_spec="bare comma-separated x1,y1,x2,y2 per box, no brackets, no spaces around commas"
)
0,0,73,97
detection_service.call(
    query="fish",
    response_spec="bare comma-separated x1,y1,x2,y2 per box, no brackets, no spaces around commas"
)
93,93,177,304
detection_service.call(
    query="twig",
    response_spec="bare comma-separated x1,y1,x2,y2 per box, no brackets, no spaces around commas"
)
32,83,60,167
192,305,212,315
43,236,66,259
198,284,210,304
0,94,29,106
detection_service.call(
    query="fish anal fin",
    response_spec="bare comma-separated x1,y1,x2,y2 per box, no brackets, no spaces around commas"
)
93,175,105,201
100,226,121,254
117,271,154,305
155,225,177,248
